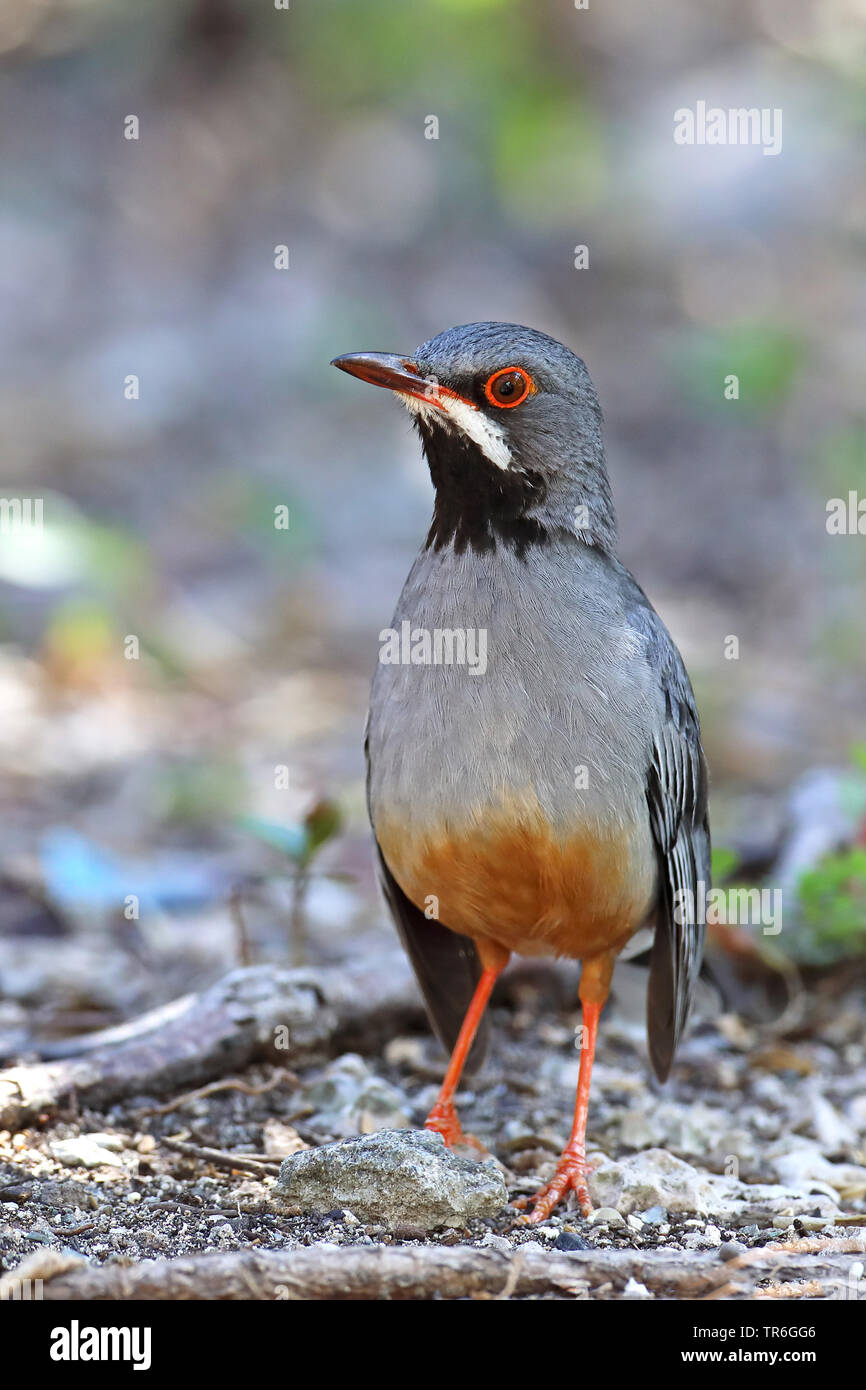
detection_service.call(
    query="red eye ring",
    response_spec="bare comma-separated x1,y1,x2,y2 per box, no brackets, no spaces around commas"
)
483,366,534,409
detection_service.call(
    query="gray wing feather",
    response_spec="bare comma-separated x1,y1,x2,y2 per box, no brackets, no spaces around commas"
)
625,584,710,1082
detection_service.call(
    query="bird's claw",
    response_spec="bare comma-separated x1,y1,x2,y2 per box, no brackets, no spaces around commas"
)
513,1149,593,1223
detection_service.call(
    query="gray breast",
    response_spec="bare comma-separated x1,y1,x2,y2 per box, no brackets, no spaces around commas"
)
366,538,661,841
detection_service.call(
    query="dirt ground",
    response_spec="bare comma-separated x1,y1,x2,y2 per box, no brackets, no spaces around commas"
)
2,945,865,1300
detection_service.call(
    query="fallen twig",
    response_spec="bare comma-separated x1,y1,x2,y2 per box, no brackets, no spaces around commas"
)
5,1237,864,1302
160,1136,280,1176
0,953,421,1130
135,1068,299,1117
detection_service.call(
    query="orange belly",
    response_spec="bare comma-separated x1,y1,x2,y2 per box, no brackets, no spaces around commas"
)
376,803,655,963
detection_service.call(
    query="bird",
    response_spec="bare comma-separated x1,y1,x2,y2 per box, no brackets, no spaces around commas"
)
332,322,710,1222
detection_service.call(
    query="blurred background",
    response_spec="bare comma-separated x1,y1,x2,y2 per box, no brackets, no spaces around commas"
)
0,0,864,1048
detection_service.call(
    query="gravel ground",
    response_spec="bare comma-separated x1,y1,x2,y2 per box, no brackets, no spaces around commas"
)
2,963,864,1295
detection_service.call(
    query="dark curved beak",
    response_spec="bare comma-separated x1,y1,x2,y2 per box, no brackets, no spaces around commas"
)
331,352,440,405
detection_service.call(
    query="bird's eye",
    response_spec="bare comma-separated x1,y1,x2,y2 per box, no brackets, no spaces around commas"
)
484,366,534,409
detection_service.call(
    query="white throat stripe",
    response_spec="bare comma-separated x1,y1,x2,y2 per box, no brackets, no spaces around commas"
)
398,391,512,471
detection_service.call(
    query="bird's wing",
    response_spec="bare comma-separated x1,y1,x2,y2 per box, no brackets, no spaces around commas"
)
365,723,489,1073
627,587,711,1082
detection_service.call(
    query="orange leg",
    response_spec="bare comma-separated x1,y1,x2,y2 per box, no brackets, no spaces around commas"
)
516,954,613,1223
425,941,509,1148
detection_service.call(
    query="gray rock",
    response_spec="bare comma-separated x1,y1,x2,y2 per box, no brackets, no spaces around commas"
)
32,1180,97,1211
764,1135,866,1201
591,1149,715,1216
637,1205,669,1226
591,1147,843,1223
49,1135,126,1169
617,1100,754,1161
588,1206,626,1227
276,1129,507,1231
300,1053,411,1138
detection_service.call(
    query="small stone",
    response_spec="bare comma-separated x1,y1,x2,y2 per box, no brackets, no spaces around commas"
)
590,1149,714,1216
683,1228,720,1250
32,1181,96,1212
383,1037,426,1067
703,1224,722,1246
627,1214,643,1232
554,1228,592,1251
262,1120,308,1159
301,1054,411,1138
637,1205,668,1226
480,1232,512,1252
136,1136,156,1155
83,1132,125,1152
275,1129,506,1232
622,1276,653,1299
50,1136,125,1170
588,1206,625,1228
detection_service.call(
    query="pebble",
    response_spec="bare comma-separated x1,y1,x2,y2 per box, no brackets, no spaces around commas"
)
276,1129,507,1232
588,1206,625,1228
637,1205,668,1226
622,1276,653,1299
50,1136,126,1170
479,1232,512,1252
554,1229,592,1251
300,1054,412,1138
591,1149,713,1216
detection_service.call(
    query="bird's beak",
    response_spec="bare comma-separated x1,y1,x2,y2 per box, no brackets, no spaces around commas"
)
331,352,459,410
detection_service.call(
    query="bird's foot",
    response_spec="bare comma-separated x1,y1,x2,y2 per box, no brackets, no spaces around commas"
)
513,1146,593,1223
424,1102,485,1154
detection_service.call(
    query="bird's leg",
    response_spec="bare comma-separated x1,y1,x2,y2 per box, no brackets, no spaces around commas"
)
516,953,613,1223
424,940,509,1150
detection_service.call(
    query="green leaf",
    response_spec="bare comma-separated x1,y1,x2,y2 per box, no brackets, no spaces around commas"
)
302,798,343,858
711,846,739,881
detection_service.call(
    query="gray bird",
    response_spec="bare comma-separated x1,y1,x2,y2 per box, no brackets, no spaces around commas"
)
333,322,710,1221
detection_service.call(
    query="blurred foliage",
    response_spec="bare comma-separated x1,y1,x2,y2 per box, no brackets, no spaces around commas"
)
798,847,866,963
0,494,149,596
676,324,804,417
239,797,343,871
816,425,866,501
158,759,247,826
711,845,739,881
293,0,601,227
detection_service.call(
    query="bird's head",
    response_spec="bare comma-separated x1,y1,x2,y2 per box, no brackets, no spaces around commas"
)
332,321,617,557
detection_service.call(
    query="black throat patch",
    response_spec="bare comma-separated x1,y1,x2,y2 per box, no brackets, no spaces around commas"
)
417,417,549,559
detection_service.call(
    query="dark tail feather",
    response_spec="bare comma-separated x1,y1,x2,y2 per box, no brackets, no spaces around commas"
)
375,844,489,1074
